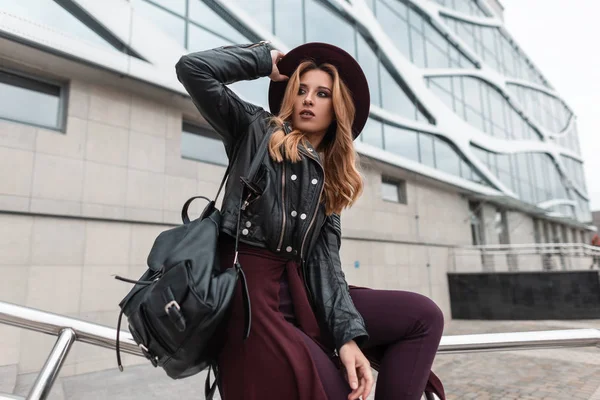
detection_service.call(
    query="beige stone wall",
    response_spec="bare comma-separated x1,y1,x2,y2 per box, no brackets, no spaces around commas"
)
340,165,473,318
0,80,225,222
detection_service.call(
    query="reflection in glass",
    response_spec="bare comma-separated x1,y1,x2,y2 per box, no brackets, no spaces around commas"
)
189,0,247,43
418,133,435,168
443,16,550,88
431,0,488,17
429,76,542,141
274,0,304,48
182,123,228,166
134,0,185,46
0,71,61,129
187,24,232,51
1,0,116,50
146,0,186,16
305,0,356,56
230,78,270,109
380,67,419,120
434,138,460,176
225,0,273,32
361,118,384,148
384,125,419,162
470,146,580,216
356,35,381,106
507,83,571,133
375,0,411,59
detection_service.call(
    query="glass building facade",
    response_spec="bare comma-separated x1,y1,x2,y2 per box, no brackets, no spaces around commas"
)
0,0,591,223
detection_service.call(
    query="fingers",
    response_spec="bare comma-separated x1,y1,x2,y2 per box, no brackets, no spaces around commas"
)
343,358,358,391
361,363,374,400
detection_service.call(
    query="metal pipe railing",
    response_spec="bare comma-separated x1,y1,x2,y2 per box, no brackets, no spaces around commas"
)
26,329,76,400
1,300,600,398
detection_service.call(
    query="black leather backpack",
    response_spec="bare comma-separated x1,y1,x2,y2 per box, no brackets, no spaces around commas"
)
114,131,272,398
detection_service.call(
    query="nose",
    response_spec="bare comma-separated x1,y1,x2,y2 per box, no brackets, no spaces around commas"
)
302,96,314,106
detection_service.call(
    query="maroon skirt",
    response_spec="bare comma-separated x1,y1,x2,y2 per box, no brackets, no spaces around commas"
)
217,236,445,400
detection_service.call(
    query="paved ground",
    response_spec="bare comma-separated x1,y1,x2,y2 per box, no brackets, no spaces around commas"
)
434,319,600,400
5,319,600,399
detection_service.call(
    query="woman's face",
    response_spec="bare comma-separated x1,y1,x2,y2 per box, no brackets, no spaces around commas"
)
291,69,334,141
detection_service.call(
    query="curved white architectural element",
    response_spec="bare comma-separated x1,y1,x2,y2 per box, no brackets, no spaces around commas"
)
0,0,589,222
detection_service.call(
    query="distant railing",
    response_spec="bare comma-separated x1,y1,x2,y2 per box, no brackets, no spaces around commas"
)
449,242,600,272
1,301,600,399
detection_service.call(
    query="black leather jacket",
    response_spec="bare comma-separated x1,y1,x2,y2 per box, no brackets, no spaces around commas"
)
175,42,368,351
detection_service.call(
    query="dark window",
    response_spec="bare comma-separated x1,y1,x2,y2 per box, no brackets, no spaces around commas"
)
181,122,228,166
0,70,64,130
381,178,407,204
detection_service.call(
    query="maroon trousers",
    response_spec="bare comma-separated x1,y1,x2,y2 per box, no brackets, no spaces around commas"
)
217,238,445,400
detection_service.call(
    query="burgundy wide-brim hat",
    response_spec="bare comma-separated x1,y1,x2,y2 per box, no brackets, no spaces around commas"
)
268,42,370,140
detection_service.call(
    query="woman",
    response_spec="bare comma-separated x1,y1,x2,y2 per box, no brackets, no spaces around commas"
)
176,41,445,400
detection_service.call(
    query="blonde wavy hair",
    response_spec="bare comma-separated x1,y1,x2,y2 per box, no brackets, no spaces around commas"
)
268,61,363,215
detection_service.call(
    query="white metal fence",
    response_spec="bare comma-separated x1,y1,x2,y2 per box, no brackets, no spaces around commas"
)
449,243,600,273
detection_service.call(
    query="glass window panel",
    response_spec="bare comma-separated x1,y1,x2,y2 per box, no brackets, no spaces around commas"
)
460,159,474,181
376,0,411,59
187,24,232,51
428,80,454,110
462,78,481,110
189,0,248,43
147,0,186,16
408,7,424,32
383,125,419,161
379,0,408,17
425,40,450,68
381,181,400,203
465,106,486,132
434,138,460,176
182,124,228,166
380,66,417,119
274,0,304,47
409,29,426,67
418,133,435,168
481,28,496,53
305,0,356,56
0,71,61,129
1,0,116,50
133,0,185,46
229,77,270,109
356,35,381,106
361,118,384,148
225,0,273,32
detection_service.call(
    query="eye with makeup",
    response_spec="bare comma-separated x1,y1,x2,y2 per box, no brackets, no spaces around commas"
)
297,87,331,98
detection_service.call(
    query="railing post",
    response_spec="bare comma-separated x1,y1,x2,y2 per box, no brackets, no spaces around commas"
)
26,328,76,400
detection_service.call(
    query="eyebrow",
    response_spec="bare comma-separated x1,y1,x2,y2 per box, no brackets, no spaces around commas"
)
299,83,332,92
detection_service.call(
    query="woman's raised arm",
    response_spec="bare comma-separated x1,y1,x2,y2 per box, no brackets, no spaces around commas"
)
175,42,274,155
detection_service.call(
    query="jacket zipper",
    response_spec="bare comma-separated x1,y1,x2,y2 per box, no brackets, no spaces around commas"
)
276,162,286,252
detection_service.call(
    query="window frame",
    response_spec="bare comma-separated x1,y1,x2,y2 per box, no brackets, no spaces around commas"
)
0,67,68,132
181,121,229,166
381,177,408,204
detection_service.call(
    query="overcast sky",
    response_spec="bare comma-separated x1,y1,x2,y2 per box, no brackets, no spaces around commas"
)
501,0,599,210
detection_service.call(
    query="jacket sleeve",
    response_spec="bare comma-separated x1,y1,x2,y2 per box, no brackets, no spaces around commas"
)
306,213,369,351
175,42,274,156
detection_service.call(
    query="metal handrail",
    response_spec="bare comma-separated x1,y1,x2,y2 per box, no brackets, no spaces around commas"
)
1,300,600,399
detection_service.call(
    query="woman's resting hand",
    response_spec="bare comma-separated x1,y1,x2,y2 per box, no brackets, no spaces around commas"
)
339,339,374,400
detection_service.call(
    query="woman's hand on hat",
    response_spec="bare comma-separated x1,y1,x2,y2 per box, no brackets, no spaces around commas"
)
339,339,374,400
269,50,289,82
